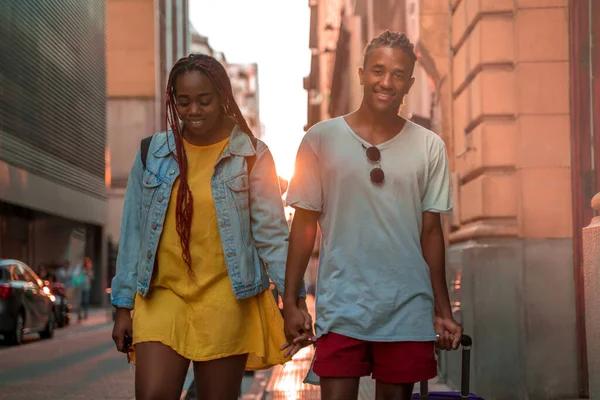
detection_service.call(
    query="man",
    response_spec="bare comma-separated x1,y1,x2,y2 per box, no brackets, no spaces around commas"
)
281,31,463,400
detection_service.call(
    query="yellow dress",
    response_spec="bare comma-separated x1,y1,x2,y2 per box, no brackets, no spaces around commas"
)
131,137,290,370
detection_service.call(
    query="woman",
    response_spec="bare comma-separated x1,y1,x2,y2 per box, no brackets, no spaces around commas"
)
111,54,311,400
78,257,94,320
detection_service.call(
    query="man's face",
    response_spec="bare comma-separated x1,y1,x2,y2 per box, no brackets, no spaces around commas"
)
359,46,415,114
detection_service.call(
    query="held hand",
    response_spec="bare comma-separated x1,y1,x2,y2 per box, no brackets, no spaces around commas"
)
280,300,315,358
434,315,463,350
111,308,133,353
293,303,315,346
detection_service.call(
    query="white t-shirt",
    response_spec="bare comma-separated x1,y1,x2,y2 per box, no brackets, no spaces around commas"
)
286,116,452,341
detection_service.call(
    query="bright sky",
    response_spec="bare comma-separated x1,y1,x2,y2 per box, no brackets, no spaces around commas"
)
190,0,311,180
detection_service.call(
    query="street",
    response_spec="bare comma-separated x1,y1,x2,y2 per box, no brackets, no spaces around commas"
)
0,303,452,400
0,309,135,400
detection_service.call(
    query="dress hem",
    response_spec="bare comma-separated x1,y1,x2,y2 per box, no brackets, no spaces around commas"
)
133,337,289,369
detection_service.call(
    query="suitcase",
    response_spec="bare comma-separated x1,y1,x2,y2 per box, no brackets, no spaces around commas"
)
412,335,485,399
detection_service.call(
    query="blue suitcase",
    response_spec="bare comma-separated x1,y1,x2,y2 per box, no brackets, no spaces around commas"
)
412,335,485,400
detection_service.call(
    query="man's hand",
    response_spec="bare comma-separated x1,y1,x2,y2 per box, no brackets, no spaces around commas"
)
434,315,462,350
281,298,315,358
112,308,133,353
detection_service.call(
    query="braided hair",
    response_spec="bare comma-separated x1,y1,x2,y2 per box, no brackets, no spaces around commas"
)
165,54,254,276
363,31,417,73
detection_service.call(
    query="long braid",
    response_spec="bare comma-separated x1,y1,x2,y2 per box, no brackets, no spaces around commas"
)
165,54,255,277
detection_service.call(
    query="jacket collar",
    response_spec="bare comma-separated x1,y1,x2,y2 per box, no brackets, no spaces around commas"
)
153,123,256,158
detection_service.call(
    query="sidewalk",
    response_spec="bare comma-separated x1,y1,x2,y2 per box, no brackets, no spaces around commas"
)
80,307,113,325
260,296,452,399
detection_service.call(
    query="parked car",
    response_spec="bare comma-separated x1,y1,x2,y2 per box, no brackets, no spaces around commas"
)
0,260,56,345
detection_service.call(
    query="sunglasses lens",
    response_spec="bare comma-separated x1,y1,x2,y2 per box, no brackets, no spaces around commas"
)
366,146,381,162
370,168,385,183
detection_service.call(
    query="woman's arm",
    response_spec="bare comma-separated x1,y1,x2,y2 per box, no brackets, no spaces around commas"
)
111,149,144,310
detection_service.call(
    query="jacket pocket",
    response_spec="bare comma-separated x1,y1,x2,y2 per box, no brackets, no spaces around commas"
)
225,172,250,214
225,173,249,207
224,172,254,283
142,170,162,210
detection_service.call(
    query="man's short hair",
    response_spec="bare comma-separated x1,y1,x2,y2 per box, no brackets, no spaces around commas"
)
363,31,417,72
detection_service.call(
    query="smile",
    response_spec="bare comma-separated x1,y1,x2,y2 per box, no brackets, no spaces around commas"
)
375,92,394,101
188,120,205,127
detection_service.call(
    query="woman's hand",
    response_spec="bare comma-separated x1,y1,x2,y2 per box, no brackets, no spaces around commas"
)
111,308,133,353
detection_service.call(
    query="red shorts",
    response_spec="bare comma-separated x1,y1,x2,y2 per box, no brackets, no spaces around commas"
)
313,332,437,384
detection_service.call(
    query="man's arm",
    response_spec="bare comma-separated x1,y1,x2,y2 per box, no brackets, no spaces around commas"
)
421,211,462,349
283,208,319,307
421,211,452,318
281,132,322,356
280,208,319,357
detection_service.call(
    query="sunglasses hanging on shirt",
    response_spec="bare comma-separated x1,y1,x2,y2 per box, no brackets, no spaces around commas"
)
364,145,385,184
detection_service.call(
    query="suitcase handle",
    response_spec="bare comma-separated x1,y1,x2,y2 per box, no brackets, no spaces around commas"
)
460,335,472,398
419,334,473,400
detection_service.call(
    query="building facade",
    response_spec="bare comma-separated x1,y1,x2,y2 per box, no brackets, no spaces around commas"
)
106,0,189,254
228,63,263,139
0,1,108,304
190,26,227,64
305,0,597,398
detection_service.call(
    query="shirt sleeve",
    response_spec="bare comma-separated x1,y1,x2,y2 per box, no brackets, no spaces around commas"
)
422,145,453,213
286,135,323,212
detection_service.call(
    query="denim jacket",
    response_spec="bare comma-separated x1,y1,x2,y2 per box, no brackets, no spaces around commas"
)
111,125,304,309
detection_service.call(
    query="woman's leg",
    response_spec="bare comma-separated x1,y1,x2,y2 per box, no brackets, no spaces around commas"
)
81,290,90,319
193,353,248,400
135,342,190,400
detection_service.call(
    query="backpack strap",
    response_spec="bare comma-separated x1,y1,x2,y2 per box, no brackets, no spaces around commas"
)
140,136,153,170
246,136,258,175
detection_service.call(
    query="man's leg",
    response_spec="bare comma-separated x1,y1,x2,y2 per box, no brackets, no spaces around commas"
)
321,377,361,400
374,381,413,400
81,290,90,319
372,341,437,400
312,332,371,400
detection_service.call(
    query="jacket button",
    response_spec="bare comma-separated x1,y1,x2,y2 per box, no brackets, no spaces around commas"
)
157,195,163,202
147,251,151,259
169,169,175,175
152,223,157,229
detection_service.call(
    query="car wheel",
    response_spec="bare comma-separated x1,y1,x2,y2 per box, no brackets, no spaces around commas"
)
10,311,25,345
40,311,55,339
57,304,67,328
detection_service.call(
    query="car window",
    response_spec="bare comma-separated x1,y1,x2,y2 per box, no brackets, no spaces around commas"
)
0,266,11,281
19,264,39,286
26,266,44,288
0,264,23,281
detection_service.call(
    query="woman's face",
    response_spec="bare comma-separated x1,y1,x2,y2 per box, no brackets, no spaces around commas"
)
174,69,223,139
